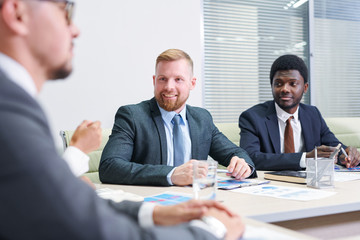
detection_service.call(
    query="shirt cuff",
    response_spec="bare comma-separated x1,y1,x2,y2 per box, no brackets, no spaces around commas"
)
190,219,226,239
166,167,177,185
248,164,255,177
300,152,307,168
62,146,89,177
138,202,156,228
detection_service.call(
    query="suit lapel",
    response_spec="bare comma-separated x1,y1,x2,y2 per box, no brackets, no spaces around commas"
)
265,101,281,153
149,98,168,165
299,105,314,151
186,106,196,159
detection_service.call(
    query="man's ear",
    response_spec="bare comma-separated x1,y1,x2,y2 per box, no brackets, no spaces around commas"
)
303,82,309,94
1,0,30,36
190,77,196,90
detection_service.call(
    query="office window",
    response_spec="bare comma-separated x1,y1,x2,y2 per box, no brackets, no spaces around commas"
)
313,0,360,117
203,0,309,123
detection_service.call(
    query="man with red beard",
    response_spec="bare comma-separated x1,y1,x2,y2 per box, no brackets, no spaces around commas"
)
100,49,256,186
0,3,245,239
239,54,360,171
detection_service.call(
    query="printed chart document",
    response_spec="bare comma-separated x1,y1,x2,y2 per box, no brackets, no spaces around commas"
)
217,177,270,190
144,192,192,206
335,164,360,172
230,185,336,201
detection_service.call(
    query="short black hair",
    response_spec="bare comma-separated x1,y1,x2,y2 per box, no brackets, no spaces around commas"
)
269,54,308,85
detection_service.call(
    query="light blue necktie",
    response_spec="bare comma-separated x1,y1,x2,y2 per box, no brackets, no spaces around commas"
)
172,114,185,167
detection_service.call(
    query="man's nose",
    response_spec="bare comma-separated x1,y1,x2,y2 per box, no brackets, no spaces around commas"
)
164,79,176,90
70,23,80,38
281,83,290,93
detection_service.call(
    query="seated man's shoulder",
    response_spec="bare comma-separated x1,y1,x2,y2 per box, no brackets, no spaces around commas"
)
299,103,321,115
187,105,211,117
117,99,153,115
241,101,273,118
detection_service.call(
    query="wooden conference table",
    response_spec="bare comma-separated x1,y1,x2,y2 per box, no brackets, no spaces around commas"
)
96,171,360,240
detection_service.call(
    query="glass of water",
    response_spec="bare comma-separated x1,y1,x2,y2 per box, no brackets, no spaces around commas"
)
193,159,217,200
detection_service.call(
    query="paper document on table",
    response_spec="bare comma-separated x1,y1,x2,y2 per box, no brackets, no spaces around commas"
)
96,188,144,202
334,172,360,182
217,177,270,190
144,192,193,206
230,185,336,201
242,225,298,240
335,164,360,172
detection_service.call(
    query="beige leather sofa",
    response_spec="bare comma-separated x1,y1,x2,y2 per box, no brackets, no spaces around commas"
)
61,117,360,183
60,128,112,183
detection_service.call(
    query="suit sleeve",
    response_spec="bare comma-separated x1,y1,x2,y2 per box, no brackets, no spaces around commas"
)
99,106,173,186
204,111,257,177
239,111,303,171
0,92,220,240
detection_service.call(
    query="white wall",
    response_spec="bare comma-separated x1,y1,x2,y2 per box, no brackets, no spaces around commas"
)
38,0,203,149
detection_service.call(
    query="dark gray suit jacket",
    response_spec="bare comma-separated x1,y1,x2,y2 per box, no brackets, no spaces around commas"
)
99,98,255,186
239,100,342,170
0,69,218,240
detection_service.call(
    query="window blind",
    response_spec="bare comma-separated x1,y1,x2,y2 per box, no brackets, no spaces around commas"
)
203,0,309,123
313,0,360,117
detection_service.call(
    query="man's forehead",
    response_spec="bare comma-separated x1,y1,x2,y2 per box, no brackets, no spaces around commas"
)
275,70,301,77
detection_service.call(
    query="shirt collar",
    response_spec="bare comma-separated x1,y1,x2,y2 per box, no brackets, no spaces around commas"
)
274,102,299,123
0,53,37,98
158,103,187,125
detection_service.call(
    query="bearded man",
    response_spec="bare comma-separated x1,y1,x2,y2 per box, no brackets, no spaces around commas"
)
99,49,256,186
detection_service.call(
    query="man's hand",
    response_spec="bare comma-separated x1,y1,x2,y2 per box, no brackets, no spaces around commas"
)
226,156,251,180
339,146,360,168
171,160,201,186
205,207,245,240
306,145,335,159
70,120,102,154
80,176,95,189
152,199,235,226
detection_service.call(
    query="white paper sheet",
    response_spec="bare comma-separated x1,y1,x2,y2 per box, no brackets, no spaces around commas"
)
334,172,360,182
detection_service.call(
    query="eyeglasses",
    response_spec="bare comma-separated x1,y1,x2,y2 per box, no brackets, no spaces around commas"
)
0,0,75,25
63,1,74,24
42,0,75,24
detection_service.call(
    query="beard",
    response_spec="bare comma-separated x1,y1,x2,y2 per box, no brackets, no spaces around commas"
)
274,92,304,112
155,91,188,112
48,62,72,81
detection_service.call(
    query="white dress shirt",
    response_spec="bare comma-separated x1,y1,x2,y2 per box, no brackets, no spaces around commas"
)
275,103,307,168
158,105,192,185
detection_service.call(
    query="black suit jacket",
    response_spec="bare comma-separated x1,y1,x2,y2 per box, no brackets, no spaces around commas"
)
99,98,255,185
0,69,218,240
239,100,341,170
